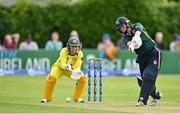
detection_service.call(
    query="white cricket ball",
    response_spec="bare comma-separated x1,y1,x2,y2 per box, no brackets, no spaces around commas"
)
66,97,71,102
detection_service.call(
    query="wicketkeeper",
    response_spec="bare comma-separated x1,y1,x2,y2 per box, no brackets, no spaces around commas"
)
115,16,162,106
41,37,87,103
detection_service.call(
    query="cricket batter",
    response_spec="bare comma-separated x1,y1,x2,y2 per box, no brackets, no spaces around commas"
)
115,16,162,106
40,37,87,103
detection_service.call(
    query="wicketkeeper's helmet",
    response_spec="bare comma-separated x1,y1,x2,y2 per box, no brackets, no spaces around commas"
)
66,37,81,47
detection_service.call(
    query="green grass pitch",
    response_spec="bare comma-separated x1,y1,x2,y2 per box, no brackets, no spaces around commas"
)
0,75,180,113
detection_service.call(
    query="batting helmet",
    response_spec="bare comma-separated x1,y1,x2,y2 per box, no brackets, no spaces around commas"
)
115,16,130,30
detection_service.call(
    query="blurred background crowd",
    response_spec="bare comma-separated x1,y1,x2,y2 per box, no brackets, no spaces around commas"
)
0,0,180,53
1,31,180,52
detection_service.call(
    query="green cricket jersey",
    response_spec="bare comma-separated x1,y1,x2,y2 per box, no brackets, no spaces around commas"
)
122,23,156,55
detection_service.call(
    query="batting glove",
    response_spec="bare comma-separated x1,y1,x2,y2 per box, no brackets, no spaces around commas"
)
128,43,135,53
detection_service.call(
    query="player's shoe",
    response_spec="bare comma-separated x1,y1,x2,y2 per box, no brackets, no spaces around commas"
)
150,99,159,106
136,101,145,107
40,98,48,103
78,98,85,103
150,92,163,106
74,98,85,103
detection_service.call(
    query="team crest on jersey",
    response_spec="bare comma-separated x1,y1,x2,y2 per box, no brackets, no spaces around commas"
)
153,60,157,65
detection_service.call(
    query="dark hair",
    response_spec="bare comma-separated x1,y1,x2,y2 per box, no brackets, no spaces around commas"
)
26,33,32,39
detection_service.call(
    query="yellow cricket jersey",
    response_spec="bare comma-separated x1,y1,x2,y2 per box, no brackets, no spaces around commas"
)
54,47,83,70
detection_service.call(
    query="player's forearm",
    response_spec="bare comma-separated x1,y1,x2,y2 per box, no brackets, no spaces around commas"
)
58,61,66,70
128,31,142,53
61,64,67,70
58,49,68,70
57,57,67,70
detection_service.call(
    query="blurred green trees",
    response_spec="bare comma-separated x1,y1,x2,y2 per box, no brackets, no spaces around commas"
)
0,0,179,48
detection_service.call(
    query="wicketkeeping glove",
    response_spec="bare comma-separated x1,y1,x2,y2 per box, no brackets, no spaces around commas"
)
65,63,72,71
70,69,83,80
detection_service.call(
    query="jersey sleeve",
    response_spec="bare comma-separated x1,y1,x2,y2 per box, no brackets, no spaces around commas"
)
57,48,68,69
134,23,144,32
122,35,129,45
72,50,83,70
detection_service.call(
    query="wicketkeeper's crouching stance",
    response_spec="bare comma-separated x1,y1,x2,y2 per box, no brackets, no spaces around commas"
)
41,37,87,103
